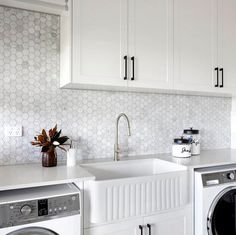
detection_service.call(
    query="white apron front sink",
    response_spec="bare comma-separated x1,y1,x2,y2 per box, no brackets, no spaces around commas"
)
82,159,189,224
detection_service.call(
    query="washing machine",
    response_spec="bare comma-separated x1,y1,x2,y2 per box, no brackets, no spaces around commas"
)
195,165,236,235
0,183,81,235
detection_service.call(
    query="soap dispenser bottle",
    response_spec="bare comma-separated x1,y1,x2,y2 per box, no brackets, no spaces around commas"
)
67,140,77,167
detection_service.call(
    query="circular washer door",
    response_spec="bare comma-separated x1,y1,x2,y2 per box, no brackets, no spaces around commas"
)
208,187,236,235
6,227,59,235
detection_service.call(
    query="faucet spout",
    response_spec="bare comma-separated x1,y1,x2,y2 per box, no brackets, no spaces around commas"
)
114,113,131,161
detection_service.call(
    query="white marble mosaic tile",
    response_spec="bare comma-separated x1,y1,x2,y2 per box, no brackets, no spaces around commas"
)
0,6,231,165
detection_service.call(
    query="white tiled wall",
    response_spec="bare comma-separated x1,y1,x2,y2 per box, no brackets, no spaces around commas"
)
0,6,231,165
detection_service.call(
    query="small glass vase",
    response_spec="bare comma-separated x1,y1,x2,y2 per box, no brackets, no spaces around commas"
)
42,149,57,167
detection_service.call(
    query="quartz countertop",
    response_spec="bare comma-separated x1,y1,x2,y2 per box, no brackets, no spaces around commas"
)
155,149,236,169
0,164,95,190
1,149,235,191
79,149,236,170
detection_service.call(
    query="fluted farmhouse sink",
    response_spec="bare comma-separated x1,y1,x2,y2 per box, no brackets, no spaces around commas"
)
82,159,189,224
82,158,186,180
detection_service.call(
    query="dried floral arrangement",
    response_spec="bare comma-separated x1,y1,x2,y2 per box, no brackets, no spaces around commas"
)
31,125,69,152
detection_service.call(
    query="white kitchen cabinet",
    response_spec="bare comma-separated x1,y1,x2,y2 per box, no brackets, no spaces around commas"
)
0,0,68,14
173,0,219,93
128,0,173,90
59,0,234,96
0,0,67,6
61,0,128,89
143,209,192,235
219,0,236,93
84,218,143,235
61,0,173,91
84,208,192,235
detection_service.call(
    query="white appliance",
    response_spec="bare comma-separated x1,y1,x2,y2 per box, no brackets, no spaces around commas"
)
195,165,236,235
0,183,81,235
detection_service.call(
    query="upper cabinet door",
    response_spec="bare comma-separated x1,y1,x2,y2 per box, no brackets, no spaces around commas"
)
0,0,68,14
71,0,128,87
128,0,173,90
173,0,218,93
219,0,236,93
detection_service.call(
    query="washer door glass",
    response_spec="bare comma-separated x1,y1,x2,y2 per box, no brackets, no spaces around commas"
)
7,227,59,235
210,189,236,235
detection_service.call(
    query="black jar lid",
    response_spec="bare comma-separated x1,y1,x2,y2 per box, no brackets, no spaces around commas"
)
183,127,199,135
174,137,190,144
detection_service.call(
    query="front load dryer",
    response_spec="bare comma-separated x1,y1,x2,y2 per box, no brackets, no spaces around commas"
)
195,165,236,235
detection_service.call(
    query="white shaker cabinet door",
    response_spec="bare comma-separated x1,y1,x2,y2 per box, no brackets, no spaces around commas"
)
128,0,173,90
84,218,143,235
173,0,218,93
143,209,192,235
71,0,128,88
220,0,236,94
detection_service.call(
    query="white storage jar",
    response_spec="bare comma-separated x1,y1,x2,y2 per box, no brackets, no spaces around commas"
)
172,137,191,158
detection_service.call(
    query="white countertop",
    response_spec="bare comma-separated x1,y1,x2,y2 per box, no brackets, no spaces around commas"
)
0,149,235,190
80,149,236,170
155,149,236,169
0,164,95,190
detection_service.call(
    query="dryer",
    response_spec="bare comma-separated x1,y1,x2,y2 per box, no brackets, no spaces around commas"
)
0,183,81,235
195,165,236,235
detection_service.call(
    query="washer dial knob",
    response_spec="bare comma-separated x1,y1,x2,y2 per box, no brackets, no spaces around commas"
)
227,172,235,180
20,205,32,216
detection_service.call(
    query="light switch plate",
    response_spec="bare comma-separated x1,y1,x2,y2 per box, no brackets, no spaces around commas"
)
4,126,23,137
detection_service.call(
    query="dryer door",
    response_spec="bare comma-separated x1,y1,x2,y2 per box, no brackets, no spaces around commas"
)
208,187,236,235
6,227,59,235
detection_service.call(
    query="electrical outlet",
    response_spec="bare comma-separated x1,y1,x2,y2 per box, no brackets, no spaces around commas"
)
4,126,23,137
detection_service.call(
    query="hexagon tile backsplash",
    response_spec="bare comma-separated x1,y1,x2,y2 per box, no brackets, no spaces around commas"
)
0,6,231,165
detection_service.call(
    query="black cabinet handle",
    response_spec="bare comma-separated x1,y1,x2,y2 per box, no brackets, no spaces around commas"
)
131,56,135,80
215,67,219,87
124,56,128,80
139,225,143,235
220,68,224,88
147,224,151,235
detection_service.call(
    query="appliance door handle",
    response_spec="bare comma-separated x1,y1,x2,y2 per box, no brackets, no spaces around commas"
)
147,224,151,235
220,68,224,88
131,56,135,80
124,56,128,80
139,225,143,235
215,67,219,87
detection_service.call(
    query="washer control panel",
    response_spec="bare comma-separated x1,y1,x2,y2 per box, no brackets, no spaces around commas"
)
0,184,80,228
202,170,236,187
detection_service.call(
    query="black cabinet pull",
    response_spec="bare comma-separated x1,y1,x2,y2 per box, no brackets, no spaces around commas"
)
220,68,224,88
147,224,151,235
131,56,135,80
123,56,128,80
215,67,219,87
139,225,143,235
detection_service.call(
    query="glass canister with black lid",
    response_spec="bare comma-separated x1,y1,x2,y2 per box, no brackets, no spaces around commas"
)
172,137,191,158
183,127,200,155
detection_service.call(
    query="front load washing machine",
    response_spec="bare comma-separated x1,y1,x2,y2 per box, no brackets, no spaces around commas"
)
0,183,81,235
195,165,236,235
